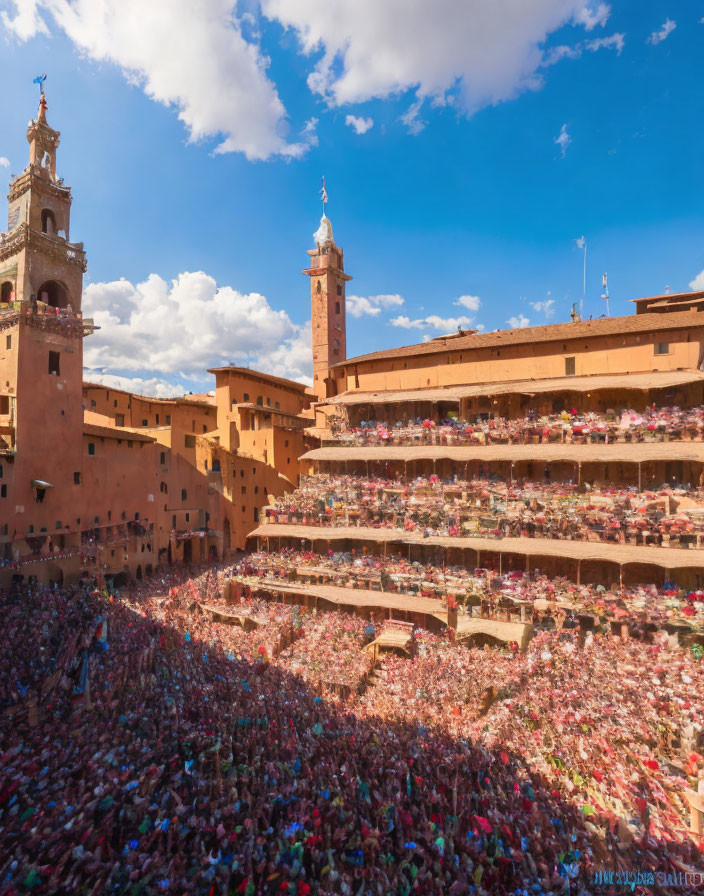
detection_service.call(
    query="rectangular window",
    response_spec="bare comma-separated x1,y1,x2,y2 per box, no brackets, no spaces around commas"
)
141,419,148,426
48,351,60,375
241,485,246,495
181,488,187,501
5,335,10,350
336,284,342,296
243,393,249,402
160,451,166,464
172,514,177,528
115,414,125,426
655,342,670,355
88,442,95,456
185,512,189,522
0,485,6,498
165,415,171,425
73,471,81,484
0,396,8,414
184,435,196,448
335,301,340,314
564,356,576,377
155,413,160,424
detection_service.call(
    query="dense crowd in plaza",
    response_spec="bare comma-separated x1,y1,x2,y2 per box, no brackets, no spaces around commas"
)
331,405,704,447
263,473,704,549
0,564,703,896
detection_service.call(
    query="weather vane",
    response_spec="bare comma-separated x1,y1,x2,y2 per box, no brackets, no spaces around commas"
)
32,73,47,96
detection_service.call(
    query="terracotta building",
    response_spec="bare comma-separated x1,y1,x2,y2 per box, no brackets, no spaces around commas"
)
0,93,312,587
295,218,704,590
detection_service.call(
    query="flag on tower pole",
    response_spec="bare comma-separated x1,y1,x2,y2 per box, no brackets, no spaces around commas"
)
33,73,47,95
320,176,328,207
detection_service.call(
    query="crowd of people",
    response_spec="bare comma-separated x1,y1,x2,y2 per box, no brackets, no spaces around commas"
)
263,473,704,550
331,406,704,447
230,547,704,635
0,563,703,896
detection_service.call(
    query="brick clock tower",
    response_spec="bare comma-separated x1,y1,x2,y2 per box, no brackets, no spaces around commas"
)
303,213,352,401
0,88,92,577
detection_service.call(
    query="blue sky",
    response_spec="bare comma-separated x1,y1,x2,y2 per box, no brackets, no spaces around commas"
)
1,0,703,395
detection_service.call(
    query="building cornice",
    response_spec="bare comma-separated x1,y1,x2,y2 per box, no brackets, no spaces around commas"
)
8,167,72,205
0,224,87,272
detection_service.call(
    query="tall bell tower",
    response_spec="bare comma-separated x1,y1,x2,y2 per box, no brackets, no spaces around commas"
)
303,212,352,401
3,89,85,310
0,87,93,578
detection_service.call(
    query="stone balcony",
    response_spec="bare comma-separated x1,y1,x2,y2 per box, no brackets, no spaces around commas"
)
0,300,97,337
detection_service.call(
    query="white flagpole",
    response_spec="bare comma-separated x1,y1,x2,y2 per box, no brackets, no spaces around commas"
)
582,239,586,319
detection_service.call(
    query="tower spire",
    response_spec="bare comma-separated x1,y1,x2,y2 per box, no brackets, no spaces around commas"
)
319,175,328,216
33,73,48,121
37,90,48,123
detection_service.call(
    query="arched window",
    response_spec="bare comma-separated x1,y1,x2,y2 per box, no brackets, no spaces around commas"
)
41,209,56,235
316,280,321,294
37,280,69,309
0,282,13,303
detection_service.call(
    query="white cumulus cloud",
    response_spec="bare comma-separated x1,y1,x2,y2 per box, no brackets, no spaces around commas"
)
530,298,555,318
345,114,374,134
82,271,312,391
455,295,482,312
555,122,571,157
0,157,10,168
647,19,676,45
544,31,624,64
83,373,186,399
1,0,314,160
391,314,475,331
507,314,531,328
346,293,404,318
263,0,617,121
689,269,704,291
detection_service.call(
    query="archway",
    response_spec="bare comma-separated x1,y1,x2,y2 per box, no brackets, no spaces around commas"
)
41,209,56,235
0,281,13,303
37,280,69,309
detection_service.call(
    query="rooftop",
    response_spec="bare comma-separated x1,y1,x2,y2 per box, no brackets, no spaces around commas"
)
208,365,311,393
82,382,216,409
334,309,704,368
631,289,704,304
326,370,704,406
83,422,154,443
